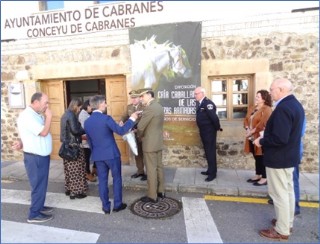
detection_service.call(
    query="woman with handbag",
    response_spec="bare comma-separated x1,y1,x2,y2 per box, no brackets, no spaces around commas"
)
243,90,272,186
60,98,88,199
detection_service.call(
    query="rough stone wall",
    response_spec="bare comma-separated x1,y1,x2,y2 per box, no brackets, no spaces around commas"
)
1,57,27,161
1,12,319,172
164,32,319,172
1,45,129,161
162,140,255,170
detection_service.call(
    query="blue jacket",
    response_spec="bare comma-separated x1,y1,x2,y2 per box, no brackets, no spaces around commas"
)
300,117,306,161
84,111,134,161
260,95,305,168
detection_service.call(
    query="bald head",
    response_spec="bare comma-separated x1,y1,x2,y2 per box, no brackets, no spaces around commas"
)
274,78,293,92
270,78,293,102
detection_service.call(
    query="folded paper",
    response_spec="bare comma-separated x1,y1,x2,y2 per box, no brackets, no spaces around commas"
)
123,130,138,156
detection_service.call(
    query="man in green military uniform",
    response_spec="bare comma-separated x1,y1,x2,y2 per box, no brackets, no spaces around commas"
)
120,90,147,181
137,88,165,203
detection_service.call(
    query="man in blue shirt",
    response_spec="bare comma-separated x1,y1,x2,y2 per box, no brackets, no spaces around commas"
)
14,92,54,223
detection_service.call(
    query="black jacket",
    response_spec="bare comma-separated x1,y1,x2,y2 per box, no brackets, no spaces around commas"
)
196,97,221,134
60,110,85,143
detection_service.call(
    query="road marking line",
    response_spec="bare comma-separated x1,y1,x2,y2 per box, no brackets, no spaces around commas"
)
1,189,107,213
1,220,99,243
300,202,319,208
204,195,319,208
1,180,16,183
182,197,223,243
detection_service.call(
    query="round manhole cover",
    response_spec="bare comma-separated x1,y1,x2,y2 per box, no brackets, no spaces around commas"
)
130,197,182,219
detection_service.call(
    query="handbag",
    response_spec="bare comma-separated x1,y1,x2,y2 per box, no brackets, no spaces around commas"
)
58,141,80,161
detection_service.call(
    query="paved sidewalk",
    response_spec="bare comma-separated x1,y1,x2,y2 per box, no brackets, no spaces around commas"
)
1,160,319,202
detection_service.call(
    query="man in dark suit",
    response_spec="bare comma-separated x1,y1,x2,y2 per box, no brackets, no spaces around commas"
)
84,95,139,214
194,87,221,182
254,78,305,241
137,88,165,203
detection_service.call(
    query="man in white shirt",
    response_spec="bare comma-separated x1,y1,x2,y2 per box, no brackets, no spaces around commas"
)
13,92,54,223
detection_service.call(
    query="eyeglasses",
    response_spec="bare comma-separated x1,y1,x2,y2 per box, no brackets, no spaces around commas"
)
194,92,203,95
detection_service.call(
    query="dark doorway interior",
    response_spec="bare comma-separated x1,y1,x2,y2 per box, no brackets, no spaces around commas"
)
65,79,106,105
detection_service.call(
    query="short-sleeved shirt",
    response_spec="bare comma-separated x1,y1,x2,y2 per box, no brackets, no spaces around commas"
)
17,106,52,156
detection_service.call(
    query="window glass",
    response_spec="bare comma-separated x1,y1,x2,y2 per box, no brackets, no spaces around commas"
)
46,1,64,10
210,76,251,121
232,79,248,91
233,93,248,105
212,94,227,106
217,108,227,119
212,80,227,92
233,107,247,119
97,0,116,3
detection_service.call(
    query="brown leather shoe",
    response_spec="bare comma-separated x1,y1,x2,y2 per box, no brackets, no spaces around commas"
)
271,219,293,233
259,228,289,241
86,173,97,182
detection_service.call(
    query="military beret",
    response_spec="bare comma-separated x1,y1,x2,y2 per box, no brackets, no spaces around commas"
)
137,88,153,96
129,90,140,98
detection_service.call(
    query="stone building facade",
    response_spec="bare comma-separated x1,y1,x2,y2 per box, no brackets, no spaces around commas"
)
1,3,319,172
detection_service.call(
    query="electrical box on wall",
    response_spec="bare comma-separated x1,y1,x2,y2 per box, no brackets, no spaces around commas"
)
8,83,25,109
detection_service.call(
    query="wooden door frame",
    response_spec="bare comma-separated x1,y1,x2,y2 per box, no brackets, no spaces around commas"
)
41,76,130,163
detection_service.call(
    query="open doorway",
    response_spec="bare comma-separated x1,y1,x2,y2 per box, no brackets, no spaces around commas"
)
41,76,129,163
65,79,106,105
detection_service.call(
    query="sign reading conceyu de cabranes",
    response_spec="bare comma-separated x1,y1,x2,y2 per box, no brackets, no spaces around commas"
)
3,1,164,39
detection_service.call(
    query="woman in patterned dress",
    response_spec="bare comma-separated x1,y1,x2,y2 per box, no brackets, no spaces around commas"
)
60,98,88,199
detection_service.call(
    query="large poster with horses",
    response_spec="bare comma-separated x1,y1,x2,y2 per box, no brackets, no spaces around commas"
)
129,22,201,145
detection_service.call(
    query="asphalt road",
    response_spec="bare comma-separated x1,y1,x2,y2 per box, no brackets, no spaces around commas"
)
1,179,319,243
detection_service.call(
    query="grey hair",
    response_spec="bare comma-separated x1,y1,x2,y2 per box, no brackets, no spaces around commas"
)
195,86,206,95
89,95,105,110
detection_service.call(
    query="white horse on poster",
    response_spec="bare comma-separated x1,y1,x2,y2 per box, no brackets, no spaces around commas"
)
130,35,192,90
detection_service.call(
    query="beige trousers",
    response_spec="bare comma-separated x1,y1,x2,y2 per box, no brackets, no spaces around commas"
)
266,167,295,236
144,150,164,200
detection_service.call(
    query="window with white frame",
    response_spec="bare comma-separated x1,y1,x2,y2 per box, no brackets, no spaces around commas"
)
210,75,252,120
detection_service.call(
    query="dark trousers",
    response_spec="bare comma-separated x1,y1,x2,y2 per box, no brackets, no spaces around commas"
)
293,165,300,213
200,131,217,177
24,153,50,219
135,140,144,174
95,158,122,211
249,142,266,178
83,147,96,174
83,148,91,173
